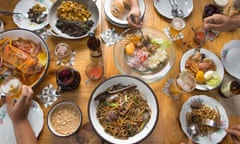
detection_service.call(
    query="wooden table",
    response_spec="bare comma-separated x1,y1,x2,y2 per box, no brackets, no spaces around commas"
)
0,0,239,144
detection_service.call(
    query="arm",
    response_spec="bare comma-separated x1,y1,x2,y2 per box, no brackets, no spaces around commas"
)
127,0,142,28
6,86,37,144
203,14,240,31
225,125,240,144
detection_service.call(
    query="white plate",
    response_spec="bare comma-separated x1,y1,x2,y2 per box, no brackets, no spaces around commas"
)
180,48,224,91
221,40,240,79
180,95,229,144
13,0,53,31
153,0,193,19
0,100,44,144
104,0,145,27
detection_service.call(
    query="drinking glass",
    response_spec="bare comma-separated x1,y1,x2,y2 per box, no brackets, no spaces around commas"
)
164,71,196,100
169,17,186,40
55,43,72,64
85,62,103,81
56,67,81,92
0,77,22,99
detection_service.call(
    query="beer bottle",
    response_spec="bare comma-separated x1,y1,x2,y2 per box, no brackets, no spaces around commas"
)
87,32,102,57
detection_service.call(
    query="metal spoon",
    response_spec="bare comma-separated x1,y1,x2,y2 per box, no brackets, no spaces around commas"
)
0,10,22,15
202,119,224,128
94,84,137,101
172,0,184,18
169,0,177,17
187,124,199,138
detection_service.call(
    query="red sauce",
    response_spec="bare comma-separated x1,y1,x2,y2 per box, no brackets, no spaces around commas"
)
87,66,103,80
194,31,204,44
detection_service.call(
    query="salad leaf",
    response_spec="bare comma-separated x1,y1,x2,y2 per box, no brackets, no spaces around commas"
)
151,38,172,49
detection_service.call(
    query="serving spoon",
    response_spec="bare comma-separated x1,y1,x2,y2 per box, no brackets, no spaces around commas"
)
94,84,137,101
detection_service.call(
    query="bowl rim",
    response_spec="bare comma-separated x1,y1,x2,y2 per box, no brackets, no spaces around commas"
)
0,28,50,88
88,74,159,144
47,101,83,137
113,27,176,83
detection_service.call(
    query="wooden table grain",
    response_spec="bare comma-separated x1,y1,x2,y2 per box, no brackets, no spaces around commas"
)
0,0,239,144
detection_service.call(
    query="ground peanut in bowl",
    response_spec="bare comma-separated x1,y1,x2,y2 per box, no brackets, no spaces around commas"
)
49,102,82,136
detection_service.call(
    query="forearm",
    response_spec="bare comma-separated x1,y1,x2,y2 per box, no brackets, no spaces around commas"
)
12,120,38,144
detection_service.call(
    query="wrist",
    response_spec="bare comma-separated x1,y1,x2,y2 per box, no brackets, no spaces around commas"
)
231,16,240,29
12,118,29,126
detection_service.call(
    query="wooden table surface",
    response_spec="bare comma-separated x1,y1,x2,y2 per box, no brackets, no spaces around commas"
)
0,0,239,144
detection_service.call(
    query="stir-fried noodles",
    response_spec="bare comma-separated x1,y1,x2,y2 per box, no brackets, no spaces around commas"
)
96,84,151,139
186,101,221,136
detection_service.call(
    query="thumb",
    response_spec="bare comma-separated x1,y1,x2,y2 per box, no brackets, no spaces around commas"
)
6,96,14,111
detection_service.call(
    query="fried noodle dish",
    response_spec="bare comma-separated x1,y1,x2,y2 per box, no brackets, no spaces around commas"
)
0,37,47,86
186,100,221,136
96,84,151,139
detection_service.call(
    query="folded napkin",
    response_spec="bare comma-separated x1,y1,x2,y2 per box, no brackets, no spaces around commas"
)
219,94,240,117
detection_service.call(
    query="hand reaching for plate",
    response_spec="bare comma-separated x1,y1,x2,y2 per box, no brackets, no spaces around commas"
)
225,125,240,144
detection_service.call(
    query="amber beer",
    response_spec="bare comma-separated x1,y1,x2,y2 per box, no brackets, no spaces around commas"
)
169,17,186,38
0,77,22,99
55,43,72,64
169,71,196,98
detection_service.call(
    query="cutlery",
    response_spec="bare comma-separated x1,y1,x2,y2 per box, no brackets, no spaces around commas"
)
94,84,137,101
130,14,150,49
202,118,224,128
0,10,22,15
169,0,177,17
187,124,199,138
172,0,184,18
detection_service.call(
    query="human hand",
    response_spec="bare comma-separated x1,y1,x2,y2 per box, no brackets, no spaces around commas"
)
180,138,193,144
225,125,240,144
127,7,142,29
203,14,236,31
6,85,33,124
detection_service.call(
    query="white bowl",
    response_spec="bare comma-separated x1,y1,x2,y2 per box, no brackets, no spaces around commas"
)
88,75,159,144
47,101,82,137
104,0,146,27
0,28,50,88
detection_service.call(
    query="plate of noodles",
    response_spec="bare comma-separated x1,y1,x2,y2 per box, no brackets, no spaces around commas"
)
179,95,229,144
88,75,159,144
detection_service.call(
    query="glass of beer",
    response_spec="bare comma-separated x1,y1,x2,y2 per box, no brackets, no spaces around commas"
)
168,71,196,100
55,43,72,64
0,77,22,99
169,17,186,39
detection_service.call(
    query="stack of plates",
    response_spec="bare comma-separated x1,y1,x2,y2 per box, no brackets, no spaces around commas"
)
104,0,146,28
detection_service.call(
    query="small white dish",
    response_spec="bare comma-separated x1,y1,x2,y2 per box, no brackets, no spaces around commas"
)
180,48,224,91
180,95,229,144
104,0,146,27
13,0,53,31
153,0,193,19
0,100,44,144
221,40,240,79
47,101,82,137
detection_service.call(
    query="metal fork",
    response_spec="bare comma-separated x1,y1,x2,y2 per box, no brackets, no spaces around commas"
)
202,118,224,128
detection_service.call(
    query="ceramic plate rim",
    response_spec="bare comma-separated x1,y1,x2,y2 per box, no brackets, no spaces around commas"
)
180,48,224,91
13,0,53,31
88,75,159,144
153,0,193,19
179,95,229,144
104,0,146,25
221,40,240,79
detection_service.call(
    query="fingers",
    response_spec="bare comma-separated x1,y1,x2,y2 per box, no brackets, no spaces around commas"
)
21,85,33,106
225,126,240,141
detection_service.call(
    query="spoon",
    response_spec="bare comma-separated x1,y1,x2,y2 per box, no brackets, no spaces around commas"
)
187,124,199,138
202,119,224,128
169,0,177,17
172,0,184,18
94,84,137,101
